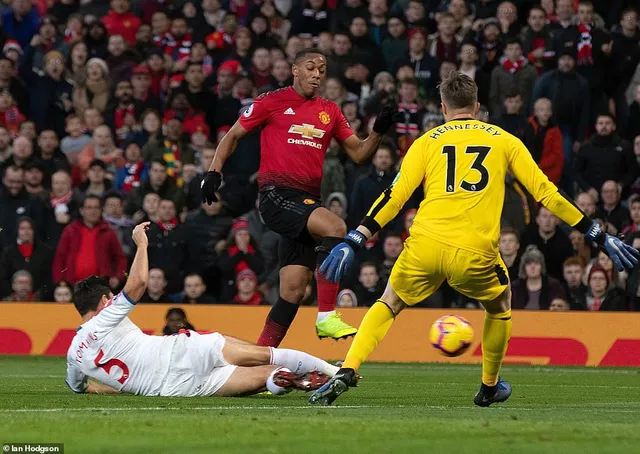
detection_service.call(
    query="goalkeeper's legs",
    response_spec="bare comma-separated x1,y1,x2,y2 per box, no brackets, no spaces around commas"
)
308,283,406,406
475,285,513,407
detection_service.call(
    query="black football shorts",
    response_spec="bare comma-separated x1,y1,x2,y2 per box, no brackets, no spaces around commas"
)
258,188,321,270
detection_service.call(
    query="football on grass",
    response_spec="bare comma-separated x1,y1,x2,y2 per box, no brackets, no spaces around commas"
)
430,315,474,357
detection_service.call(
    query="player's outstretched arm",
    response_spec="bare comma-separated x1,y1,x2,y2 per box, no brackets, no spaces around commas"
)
508,138,639,271
342,105,396,163
201,120,250,204
320,138,427,283
123,222,151,303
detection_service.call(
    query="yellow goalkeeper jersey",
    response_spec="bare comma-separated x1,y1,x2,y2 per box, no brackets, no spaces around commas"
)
365,118,584,257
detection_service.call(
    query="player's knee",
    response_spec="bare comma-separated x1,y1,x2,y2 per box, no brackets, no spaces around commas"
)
280,282,306,303
483,286,511,314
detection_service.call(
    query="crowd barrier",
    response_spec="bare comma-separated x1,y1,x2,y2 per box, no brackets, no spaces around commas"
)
1,304,640,366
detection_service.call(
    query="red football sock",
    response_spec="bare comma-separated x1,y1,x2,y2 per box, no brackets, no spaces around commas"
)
256,298,299,347
315,266,338,313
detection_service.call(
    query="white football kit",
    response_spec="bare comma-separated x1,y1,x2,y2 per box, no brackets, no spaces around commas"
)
65,292,237,396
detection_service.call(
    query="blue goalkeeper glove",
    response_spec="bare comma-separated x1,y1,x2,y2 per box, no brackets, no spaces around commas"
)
585,221,639,271
319,230,367,283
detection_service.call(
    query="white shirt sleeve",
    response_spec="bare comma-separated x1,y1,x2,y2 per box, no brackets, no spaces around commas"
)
65,359,88,393
93,291,137,332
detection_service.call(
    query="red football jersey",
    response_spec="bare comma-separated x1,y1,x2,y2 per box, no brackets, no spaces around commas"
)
238,86,354,197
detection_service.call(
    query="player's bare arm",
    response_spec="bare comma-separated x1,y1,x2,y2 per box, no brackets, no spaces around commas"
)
123,222,151,302
201,121,251,204
86,381,121,394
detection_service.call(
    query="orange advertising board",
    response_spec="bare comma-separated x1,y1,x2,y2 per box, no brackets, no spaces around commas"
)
1,304,640,366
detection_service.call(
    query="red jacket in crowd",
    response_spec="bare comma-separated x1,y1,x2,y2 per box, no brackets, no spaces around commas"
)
527,116,564,186
102,10,141,47
53,220,128,284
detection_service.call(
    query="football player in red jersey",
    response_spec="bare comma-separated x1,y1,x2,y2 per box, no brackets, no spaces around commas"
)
201,49,396,346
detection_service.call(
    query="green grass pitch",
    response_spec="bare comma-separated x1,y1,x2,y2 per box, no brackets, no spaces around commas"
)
2,356,640,453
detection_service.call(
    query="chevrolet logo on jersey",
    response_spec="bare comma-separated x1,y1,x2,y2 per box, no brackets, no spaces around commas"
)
288,123,326,140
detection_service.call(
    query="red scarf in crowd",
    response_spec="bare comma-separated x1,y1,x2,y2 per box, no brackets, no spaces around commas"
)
233,292,263,305
577,23,593,65
158,217,178,232
502,56,526,73
590,297,602,311
228,245,255,274
50,191,73,208
1,106,25,137
17,242,33,259
122,161,145,193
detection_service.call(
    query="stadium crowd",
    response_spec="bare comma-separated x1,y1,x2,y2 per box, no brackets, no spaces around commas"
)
0,0,640,312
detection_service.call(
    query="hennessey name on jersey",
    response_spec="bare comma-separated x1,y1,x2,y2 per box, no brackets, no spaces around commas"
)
429,122,501,140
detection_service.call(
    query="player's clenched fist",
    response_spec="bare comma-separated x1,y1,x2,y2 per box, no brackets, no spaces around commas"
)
201,171,222,204
372,105,397,135
132,222,150,247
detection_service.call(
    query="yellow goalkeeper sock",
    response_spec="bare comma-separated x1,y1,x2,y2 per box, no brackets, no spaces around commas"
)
482,310,512,387
342,300,395,371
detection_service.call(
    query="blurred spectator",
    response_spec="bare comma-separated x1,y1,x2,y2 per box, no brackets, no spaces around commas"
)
353,261,384,307
0,165,48,249
499,227,521,281
489,38,537,118
427,13,459,64
78,125,124,179
1,135,32,172
380,233,403,283
185,146,215,211
52,194,127,286
126,109,162,148
76,159,113,199
131,65,161,113
162,307,195,335
3,270,37,302
72,58,110,119
182,273,216,304
127,159,184,215
140,268,171,303
349,143,396,228
575,191,597,218
245,200,280,304
147,198,189,294
575,264,628,311
114,142,148,195
0,216,53,299
397,28,439,99
215,217,264,301
549,297,570,311
381,15,408,71
622,197,640,237
458,41,490,107
520,6,555,75
336,289,358,307
526,98,564,185
326,192,347,221
520,207,574,281
395,79,425,155
36,129,70,185
60,115,92,165
49,169,75,243
23,160,46,200
511,245,567,310
588,251,627,290
143,118,195,187
2,0,41,49
185,196,233,287
595,180,631,232
231,269,264,305
105,79,144,145
0,89,26,139
568,228,593,266
574,114,638,199
102,0,141,47
563,257,588,310
53,281,73,303
496,91,530,142
20,49,74,138
103,191,134,259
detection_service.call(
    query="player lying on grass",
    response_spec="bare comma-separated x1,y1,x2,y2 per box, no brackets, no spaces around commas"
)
309,71,639,407
66,222,339,397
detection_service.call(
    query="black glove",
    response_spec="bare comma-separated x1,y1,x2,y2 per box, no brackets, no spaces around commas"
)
200,171,222,204
372,105,397,135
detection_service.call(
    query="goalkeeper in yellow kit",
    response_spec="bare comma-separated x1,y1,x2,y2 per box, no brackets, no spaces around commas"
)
309,71,639,407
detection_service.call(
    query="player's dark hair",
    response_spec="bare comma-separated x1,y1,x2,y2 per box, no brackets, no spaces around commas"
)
438,70,478,110
293,48,325,64
82,194,103,208
165,307,187,321
73,276,111,316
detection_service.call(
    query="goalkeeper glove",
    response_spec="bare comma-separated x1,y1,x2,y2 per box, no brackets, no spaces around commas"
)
585,221,639,271
319,230,367,283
